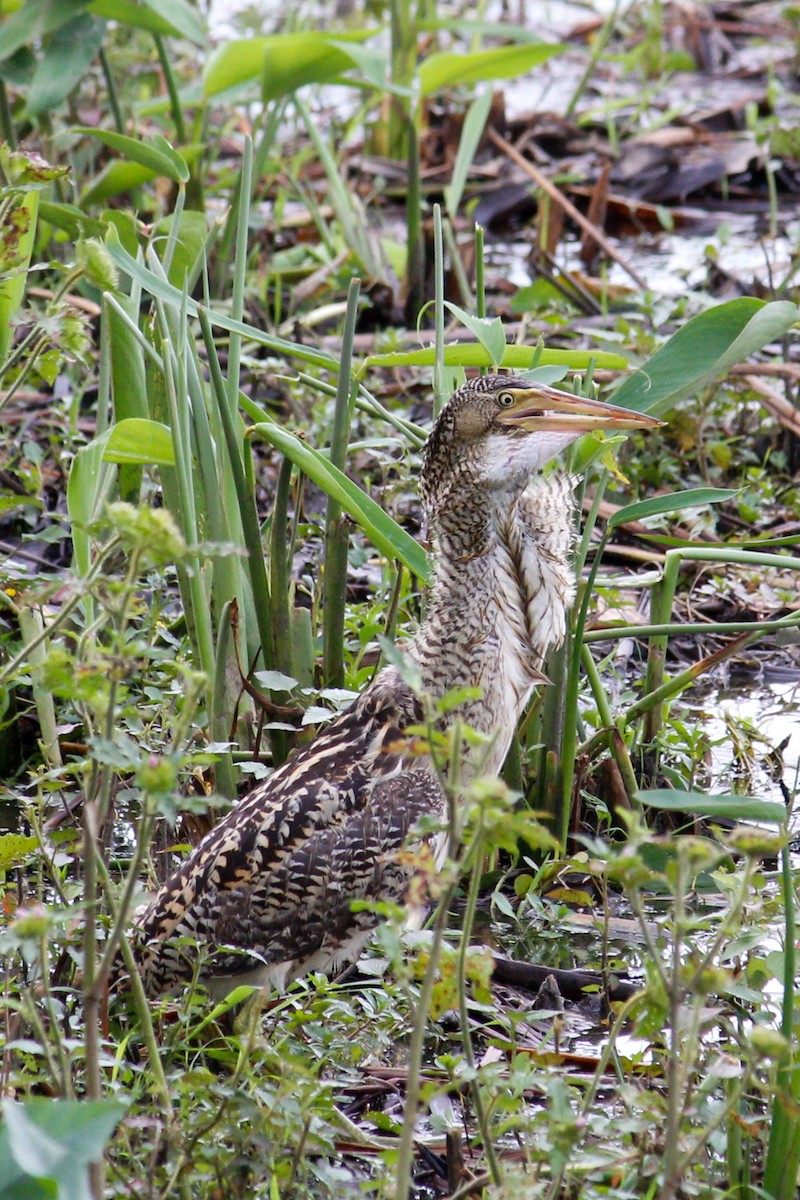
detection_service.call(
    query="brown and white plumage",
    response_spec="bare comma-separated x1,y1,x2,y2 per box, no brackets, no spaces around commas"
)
125,374,658,998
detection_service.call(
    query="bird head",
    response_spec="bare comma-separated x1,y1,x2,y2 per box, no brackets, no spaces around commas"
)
421,373,661,514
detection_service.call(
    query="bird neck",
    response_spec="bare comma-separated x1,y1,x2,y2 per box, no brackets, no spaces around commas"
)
408,476,576,773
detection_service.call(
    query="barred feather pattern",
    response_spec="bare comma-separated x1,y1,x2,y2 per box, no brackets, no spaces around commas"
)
124,375,579,997
129,677,443,996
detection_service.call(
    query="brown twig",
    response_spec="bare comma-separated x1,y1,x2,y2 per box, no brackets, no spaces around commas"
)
488,128,648,289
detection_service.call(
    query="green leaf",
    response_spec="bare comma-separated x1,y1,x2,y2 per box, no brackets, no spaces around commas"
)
637,789,787,825
105,229,338,371
68,432,114,576
261,34,382,104
254,670,299,691
203,29,376,99
612,298,800,414
26,13,106,116
0,1098,125,1200
607,487,738,531
443,301,506,367
444,87,494,218
102,419,175,466
88,0,204,42
0,833,38,871
72,128,189,183
79,160,155,207
0,0,88,66
37,201,107,240
419,41,566,96
152,210,209,288
365,343,628,370
140,0,205,44
250,419,432,583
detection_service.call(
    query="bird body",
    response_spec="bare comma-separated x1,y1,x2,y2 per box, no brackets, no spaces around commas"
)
125,375,658,998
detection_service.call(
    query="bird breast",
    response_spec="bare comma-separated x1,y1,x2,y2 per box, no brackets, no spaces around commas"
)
412,475,575,777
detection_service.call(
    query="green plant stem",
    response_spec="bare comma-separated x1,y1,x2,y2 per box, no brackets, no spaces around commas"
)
475,224,486,318
269,455,295,680
456,838,502,1188
227,135,251,416
0,78,15,148
393,883,457,1200
159,331,218,714
323,277,360,686
198,307,273,663
624,629,761,724
16,605,63,769
433,204,446,416
99,47,125,134
154,34,187,145
762,841,800,1198
554,470,612,846
584,610,800,641
564,0,621,118
580,645,640,802
404,105,424,324
442,216,472,308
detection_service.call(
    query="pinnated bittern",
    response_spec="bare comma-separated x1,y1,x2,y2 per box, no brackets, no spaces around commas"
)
125,375,657,998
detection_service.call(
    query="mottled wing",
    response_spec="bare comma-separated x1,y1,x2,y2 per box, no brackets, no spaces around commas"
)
190,764,444,980
127,679,438,995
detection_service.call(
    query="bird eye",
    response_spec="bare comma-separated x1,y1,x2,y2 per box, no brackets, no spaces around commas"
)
497,390,516,408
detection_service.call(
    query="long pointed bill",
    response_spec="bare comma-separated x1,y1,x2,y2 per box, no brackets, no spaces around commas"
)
495,383,663,433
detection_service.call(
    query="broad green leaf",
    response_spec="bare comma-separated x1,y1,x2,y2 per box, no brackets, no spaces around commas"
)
152,210,209,287
102,419,175,466
80,160,154,207
0,1098,125,1200
444,301,507,367
26,13,105,116
366,343,628,370
612,298,800,414
262,35,382,104
419,41,566,96
88,0,205,42
607,488,738,531
140,0,205,44
72,128,189,183
254,670,299,691
0,0,90,65
637,789,787,825
444,87,494,218
0,833,38,871
250,419,432,583
68,432,115,575
203,36,271,96
107,297,148,425
203,29,375,98
79,146,203,206
37,201,107,240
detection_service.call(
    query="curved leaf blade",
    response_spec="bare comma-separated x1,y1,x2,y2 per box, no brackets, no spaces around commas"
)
607,488,739,531
419,41,566,96
613,298,800,414
26,13,106,116
102,418,175,466
365,343,628,370
637,789,786,825
72,128,189,183
250,420,432,583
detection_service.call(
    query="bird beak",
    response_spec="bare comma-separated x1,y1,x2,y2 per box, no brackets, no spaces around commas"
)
496,384,663,433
